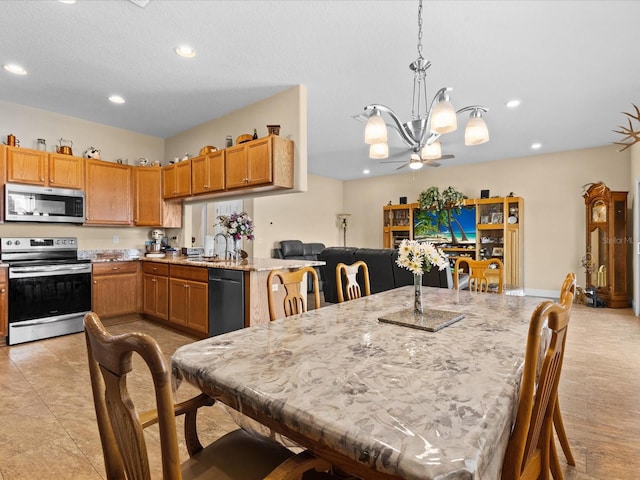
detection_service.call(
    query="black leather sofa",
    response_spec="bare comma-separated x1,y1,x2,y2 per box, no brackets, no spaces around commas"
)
273,240,326,292
318,247,453,303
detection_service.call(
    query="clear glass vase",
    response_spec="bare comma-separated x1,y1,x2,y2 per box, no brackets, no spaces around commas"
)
414,273,423,315
233,238,241,261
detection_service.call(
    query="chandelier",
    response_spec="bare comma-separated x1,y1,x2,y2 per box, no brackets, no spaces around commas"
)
362,0,489,170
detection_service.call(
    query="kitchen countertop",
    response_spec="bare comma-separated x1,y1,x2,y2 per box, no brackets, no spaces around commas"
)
140,256,325,272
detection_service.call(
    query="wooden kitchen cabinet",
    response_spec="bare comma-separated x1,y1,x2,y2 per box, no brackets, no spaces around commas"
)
5,146,84,189
85,159,132,225
225,136,293,190
48,153,85,189
133,166,182,227
0,268,7,339
142,262,169,321
169,265,208,335
92,262,139,318
5,146,47,186
191,150,225,194
162,161,192,199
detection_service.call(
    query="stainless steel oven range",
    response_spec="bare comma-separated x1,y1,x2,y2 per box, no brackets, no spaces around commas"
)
1,237,92,345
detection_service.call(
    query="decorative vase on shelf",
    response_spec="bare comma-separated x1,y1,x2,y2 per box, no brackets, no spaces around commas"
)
414,273,423,315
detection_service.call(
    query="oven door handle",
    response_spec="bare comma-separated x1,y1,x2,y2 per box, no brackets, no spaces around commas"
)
9,265,92,278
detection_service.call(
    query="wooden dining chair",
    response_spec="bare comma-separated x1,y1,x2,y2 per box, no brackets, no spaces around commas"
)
336,261,370,303
551,273,577,474
84,312,331,480
267,267,321,321
501,287,575,480
454,257,504,293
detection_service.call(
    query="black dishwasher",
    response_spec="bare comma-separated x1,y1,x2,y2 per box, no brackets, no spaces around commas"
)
208,269,245,336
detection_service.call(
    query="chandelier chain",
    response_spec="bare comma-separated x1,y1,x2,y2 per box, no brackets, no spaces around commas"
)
417,0,423,59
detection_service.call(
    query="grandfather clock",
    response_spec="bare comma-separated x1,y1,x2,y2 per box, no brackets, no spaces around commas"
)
583,182,629,308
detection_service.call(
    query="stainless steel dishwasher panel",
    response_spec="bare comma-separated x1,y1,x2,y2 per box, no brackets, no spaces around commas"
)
208,268,245,336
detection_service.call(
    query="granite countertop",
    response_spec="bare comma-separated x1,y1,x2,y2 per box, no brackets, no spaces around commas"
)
141,256,325,272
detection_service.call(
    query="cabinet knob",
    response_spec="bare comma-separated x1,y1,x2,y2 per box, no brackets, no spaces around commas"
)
152,278,156,282
112,267,119,271
204,184,209,188
0,288,5,293
93,280,97,284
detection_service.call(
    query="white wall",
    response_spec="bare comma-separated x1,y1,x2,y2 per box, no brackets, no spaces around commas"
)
341,145,631,295
253,174,344,257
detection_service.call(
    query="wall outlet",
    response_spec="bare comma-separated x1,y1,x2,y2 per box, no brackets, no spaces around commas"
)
271,284,278,292
113,235,119,244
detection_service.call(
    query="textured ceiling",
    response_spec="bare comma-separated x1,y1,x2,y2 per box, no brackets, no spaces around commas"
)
1,0,639,180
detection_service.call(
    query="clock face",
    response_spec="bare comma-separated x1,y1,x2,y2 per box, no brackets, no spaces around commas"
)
592,200,607,223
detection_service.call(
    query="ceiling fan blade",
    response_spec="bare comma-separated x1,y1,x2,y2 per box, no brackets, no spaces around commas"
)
423,160,441,167
439,154,455,160
395,163,410,170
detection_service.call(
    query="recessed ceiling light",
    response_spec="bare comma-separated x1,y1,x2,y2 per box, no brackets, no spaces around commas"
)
506,99,521,108
531,142,542,150
174,45,196,58
3,64,27,75
363,169,370,175
108,95,126,104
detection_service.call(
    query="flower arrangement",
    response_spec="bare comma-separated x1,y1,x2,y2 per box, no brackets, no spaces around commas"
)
217,211,255,241
396,239,448,275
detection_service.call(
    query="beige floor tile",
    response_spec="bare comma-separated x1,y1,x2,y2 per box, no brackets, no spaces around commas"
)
0,305,638,479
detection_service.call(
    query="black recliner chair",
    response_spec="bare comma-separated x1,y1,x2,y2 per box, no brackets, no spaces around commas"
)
273,240,326,292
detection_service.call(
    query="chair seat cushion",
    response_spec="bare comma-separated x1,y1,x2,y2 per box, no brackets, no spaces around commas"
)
182,429,331,480
182,429,292,479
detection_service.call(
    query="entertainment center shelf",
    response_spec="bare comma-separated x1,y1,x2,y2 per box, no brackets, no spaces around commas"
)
382,196,524,288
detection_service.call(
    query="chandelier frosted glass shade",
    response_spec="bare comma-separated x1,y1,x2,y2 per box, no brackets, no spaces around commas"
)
369,142,389,159
365,113,388,144
430,97,458,134
464,114,489,145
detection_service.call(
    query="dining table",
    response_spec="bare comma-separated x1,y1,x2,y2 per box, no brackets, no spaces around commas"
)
171,285,549,480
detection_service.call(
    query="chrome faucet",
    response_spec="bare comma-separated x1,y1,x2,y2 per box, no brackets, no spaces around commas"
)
214,233,231,260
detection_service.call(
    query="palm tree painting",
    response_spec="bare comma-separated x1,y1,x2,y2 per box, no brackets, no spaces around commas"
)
416,187,476,244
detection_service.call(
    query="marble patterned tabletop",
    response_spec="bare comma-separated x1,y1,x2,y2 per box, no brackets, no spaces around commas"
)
171,286,548,480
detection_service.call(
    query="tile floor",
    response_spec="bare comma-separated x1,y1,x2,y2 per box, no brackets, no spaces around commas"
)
0,305,639,479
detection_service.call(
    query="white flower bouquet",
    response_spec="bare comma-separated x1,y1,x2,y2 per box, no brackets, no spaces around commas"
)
396,239,447,275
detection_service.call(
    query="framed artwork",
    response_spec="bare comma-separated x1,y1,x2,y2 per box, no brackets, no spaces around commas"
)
413,206,477,244
492,247,504,256
490,212,504,224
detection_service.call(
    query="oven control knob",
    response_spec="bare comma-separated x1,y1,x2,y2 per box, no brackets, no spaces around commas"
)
5,240,11,246
14,240,20,246
62,240,67,245
55,239,61,245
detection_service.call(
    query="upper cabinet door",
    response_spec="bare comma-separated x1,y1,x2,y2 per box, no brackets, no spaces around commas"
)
225,144,249,189
48,153,84,189
192,151,225,194
85,159,132,225
6,147,47,186
246,137,272,186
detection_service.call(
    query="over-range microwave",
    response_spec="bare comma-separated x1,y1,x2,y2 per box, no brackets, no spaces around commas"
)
5,183,85,224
